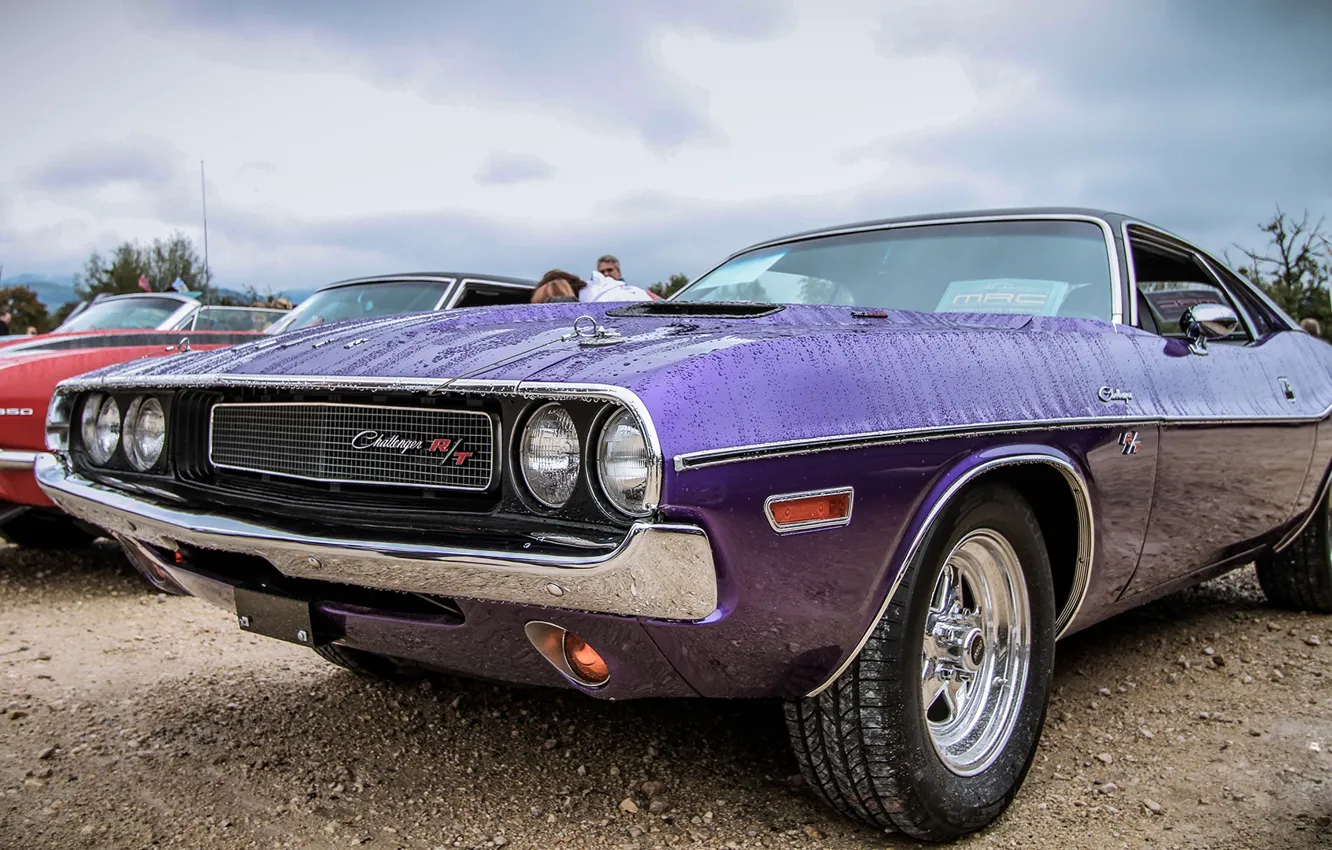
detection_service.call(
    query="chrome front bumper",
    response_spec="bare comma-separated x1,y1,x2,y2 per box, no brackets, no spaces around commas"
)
34,454,718,620
0,450,38,470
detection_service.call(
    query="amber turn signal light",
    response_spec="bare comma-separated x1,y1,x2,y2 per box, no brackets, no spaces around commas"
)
563,632,610,687
522,622,611,689
766,488,854,532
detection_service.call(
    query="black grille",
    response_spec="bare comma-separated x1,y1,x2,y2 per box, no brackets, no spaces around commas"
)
209,402,496,491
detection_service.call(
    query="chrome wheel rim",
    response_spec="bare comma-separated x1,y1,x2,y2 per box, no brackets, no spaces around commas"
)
921,529,1031,776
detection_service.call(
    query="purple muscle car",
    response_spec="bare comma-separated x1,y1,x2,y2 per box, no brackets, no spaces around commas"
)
32,208,1332,841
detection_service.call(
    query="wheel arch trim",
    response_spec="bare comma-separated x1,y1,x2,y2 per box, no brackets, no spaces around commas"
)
804,448,1094,698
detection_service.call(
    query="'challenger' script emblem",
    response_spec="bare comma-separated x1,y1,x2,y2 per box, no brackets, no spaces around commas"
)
350,430,473,466
1118,431,1142,455
1097,386,1133,403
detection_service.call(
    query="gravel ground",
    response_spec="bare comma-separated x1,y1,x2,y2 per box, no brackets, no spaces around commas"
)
1,540,1330,850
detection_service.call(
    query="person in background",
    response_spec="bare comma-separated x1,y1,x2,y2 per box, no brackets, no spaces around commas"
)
1301,317,1322,336
531,270,585,303
25,326,37,335
594,254,662,300
0,311,11,335
597,255,622,281
581,269,653,303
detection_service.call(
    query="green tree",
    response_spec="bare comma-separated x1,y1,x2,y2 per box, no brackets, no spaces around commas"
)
1232,208,1332,336
75,231,211,300
648,272,690,298
0,285,52,334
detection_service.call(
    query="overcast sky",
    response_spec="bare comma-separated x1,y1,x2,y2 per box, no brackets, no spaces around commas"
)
2,0,1329,293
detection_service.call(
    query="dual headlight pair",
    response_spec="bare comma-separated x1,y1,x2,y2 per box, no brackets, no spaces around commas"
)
519,403,653,517
78,394,166,471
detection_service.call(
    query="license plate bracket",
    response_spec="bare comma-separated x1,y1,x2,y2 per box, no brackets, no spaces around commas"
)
234,587,315,646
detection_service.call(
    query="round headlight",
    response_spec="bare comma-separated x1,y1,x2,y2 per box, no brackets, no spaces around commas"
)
124,396,166,471
81,395,120,465
520,403,581,507
597,408,652,516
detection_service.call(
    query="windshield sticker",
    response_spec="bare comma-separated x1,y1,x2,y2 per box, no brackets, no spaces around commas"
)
701,249,788,288
937,278,1071,316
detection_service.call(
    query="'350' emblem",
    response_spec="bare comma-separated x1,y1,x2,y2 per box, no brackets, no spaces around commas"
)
0,408,34,416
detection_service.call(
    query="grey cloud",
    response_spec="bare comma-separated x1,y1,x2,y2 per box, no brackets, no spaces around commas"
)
864,1,1332,257
474,152,556,186
167,174,980,293
140,0,796,153
22,135,180,192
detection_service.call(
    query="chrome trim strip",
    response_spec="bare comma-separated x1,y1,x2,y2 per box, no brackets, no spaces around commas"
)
805,454,1093,698
206,401,500,492
0,449,38,470
673,213,1126,326
34,454,716,621
53,375,664,515
675,408,1332,471
764,486,854,534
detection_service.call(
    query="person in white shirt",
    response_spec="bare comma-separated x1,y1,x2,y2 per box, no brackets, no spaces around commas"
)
579,270,653,303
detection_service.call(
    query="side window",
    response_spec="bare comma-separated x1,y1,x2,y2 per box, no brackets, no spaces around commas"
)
454,283,534,308
1128,230,1250,343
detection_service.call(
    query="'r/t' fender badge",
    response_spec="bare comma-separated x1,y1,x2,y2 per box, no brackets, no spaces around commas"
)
1118,431,1142,455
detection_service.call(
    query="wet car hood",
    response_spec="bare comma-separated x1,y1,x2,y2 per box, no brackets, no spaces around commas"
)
67,303,1051,386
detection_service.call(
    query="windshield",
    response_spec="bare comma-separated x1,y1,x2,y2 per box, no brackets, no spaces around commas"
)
266,280,451,334
188,307,285,332
57,297,186,332
675,220,1114,321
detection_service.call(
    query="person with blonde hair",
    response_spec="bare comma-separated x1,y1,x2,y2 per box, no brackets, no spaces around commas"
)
1300,317,1322,336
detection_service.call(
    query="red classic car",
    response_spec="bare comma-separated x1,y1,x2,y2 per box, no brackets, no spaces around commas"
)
0,272,535,548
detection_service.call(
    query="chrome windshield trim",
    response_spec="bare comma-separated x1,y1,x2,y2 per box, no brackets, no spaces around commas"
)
805,453,1093,698
673,213,1125,326
675,408,1332,471
34,454,715,621
0,449,38,470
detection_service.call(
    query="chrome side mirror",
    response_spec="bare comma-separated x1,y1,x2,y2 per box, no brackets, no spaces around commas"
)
1179,303,1238,355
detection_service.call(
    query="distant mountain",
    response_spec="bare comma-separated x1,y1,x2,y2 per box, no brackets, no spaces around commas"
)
1,274,79,309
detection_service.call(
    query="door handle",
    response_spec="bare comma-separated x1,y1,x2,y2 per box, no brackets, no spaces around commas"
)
1279,377,1296,401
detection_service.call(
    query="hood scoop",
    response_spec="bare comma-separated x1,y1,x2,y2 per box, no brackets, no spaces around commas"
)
605,301,785,319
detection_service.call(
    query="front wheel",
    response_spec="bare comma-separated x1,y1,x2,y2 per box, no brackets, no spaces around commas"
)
785,482,1056,841
1255,489,1332,613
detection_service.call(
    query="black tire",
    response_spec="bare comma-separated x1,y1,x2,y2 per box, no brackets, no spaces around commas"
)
0,510,98,550
1256,489,1332,613
313,643,426,681
784,482,1056,842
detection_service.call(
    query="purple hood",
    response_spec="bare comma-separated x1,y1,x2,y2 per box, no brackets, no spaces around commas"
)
65,302,1149,462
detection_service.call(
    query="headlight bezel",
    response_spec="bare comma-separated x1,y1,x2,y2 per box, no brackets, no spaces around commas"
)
517,401,583,509
79,394,121,466
594,405,655,518
123,395,167,472
73,390,172,473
